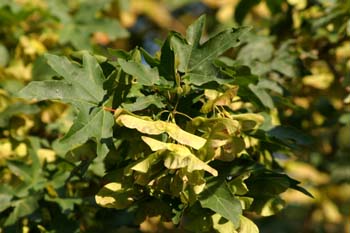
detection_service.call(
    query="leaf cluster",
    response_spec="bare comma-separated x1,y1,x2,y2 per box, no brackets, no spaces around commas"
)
15,15,312,232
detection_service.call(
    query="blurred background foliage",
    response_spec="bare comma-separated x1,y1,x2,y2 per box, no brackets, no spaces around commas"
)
0,0,349,232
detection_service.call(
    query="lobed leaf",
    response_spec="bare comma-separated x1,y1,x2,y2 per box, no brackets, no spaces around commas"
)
200,182,242,227
171,15,251,86
55,107,114,158
18,51,105,108
118,59,160,86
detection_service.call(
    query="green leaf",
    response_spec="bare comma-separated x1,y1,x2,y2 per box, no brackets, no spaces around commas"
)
268,125,313,147
248,83,274,109
246,173,290,197
32,56,58,81
0,43,9,67
55,107,114,158
182,203,214,232
4,196,39,226
237,35,274,75
6,141,47,197
56,1,129,49
18,52,106,108
160,34,176,81
227,173,250,196
19,52,114,158
117,114,207,150
118,59,160,86
271,41,303,78
171,15,251,85
0,193,12,212
235,0,261,24
200,181,242,227
45,195,83,211
0,102,40,127
122,95,165,112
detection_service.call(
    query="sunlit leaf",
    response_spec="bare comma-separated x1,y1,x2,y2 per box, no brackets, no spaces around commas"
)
238,215,259,233
212,213,238,233
141,136,218,176
117,114,207,149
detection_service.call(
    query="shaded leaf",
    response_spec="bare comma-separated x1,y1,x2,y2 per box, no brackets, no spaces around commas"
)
95,182,134,209
0,102,40,127
55,107,114,158
231,113,264,131
200,181,242,226
45,195,83,211
6,143,47,197
4,196,39,226
268,125,313,147
249,83,274,109
235,0,261,24
122,95,165,112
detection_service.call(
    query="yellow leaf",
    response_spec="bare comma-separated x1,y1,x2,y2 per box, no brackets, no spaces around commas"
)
117,114,206,149
285,161,330,185
212,213,238,233
0,139,12,158
287,0,307,10
14,143,27,157
141,137,218,176
141,136,167,151
37,148,56,163
238,215,259,233
302,61,334,90
165,122,206,150
131,0,173,28
117,114,165,135
231,113,264,131
19,36,47,57
131,151,162,173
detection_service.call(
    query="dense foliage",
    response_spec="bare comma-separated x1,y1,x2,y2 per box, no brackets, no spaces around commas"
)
1,0,349,232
